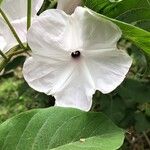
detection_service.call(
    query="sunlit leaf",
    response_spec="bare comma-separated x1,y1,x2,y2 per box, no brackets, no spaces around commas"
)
0,107,124,150
84,0,150,18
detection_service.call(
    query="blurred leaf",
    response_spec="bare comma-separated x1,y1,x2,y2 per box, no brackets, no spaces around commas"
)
118,78,150,103
99,95,126,124
127,45,148,77
0,77,50,123
93,77,150,128
138,103,150,117
134,112,150,132
0,107,124,150
145,106,150,117
93,93,136,128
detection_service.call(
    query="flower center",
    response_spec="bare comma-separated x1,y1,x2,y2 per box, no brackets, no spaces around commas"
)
71,51,81,58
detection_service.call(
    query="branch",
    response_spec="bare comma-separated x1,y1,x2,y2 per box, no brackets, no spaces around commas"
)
0,45,28,72
27,0,32,30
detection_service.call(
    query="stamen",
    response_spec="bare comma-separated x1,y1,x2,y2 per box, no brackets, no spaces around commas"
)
71,51,80,58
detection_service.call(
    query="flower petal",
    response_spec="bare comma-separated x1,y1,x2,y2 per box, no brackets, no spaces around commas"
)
0,0,43,20
85,49,132,94
57,0,82,14
54,60,95,111
27,9,70,57
24,7,130,111
23,56,73,95
70,7,122,50
23,56,95,111
0,36,6,50
28,7,121,53
0,20,6,50
0,18,26,52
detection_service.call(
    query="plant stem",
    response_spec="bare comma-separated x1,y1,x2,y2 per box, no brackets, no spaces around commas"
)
143,131,150,148
49,0,58,9
0,8,26,50
0,45,26,72
27,0,32,30
0,56,10,72
0,50,8,60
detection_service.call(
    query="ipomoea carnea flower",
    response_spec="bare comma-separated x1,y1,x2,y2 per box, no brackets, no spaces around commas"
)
0,0,44,53
23,7,132,111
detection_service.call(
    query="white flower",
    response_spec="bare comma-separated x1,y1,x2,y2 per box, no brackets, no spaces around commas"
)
0,0,44,53
23,7,132,111
57,0,82,14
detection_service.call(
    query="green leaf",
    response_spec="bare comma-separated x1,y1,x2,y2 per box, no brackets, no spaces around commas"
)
84,0,150,18
135,20,150,31
0,107,124,150
84,0,109,13
115,8,150,32
116,8,150,24
118,78,150,103
111,18,150,55
105,0,150,18
134,112,150,132
99,95,126,125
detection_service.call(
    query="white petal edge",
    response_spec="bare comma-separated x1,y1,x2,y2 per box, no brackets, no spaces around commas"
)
28,7,122,53
69,7,122,50
85,49,132,94
0,19,6,50
23,56,73,95
0,36,6,50
23,56,95,111
54,60,95,111
27,9,71,57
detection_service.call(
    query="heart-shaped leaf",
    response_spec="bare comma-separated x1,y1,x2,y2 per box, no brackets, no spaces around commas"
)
0,107,124,150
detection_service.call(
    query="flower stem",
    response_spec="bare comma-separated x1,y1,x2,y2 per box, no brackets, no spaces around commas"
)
0,45,26,72
0,57,10,72
0,50,8,60
49,0,58,9
0,8,26,50
27,0,32,30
